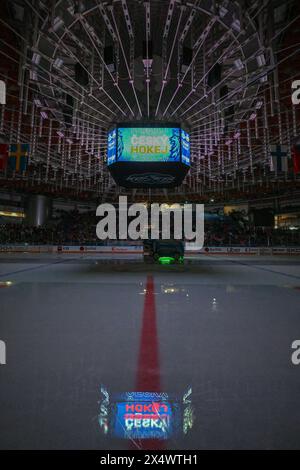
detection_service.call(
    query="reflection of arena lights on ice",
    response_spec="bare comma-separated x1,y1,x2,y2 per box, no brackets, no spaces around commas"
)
162,286,187,295
212,297,219,312
0,281,13,287
163,286,177,294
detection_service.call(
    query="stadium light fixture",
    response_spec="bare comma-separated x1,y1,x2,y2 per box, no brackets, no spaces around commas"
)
260,74,268,83
234,59,244,70
231,19,241,33
256,53,266,67
51,17,64,32
34,98,42,107
30,70,38,81
53,58,64,69
219,6,228,18
32,53,40,65
219,0,229,18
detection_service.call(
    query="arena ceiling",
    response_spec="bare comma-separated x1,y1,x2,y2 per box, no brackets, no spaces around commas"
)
0,0,299,200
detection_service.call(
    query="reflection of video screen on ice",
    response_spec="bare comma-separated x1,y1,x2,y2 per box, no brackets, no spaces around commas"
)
98,388,194,440
114,399,173,440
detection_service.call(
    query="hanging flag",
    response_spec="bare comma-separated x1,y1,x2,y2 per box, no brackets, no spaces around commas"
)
0,143,8,170
270,144,288,172
8,143,29,172
291,144,300,174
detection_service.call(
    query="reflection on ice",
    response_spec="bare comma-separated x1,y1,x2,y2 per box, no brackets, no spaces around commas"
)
98,386,194,441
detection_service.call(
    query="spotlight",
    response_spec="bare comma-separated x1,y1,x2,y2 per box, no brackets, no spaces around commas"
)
256,53,266,67
51,17,64,32
260,74,268,83
231,19,241,33
30,70,38,81
234,59,244,70
34,98,42,107
32,53,41,65
219,6,228,18
53,58,63,69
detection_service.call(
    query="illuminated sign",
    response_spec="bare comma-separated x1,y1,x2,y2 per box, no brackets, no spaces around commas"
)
106,125,191,187
107,128,117,165
117,127,181,163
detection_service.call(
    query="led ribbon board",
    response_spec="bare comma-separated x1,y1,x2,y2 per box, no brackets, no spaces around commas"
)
107,125,190,188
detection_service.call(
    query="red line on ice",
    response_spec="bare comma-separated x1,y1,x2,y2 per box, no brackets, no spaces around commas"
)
136,275,161,392
132,275,165,450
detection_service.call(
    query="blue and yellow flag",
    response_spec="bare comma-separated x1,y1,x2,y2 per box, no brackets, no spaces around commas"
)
8,144,29,172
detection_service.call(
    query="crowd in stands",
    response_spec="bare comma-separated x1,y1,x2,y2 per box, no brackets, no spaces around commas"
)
204,223,300,246
0,210,98,245
0,209,300,247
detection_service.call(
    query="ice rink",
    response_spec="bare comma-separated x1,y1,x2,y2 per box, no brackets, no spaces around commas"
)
1,252,300,449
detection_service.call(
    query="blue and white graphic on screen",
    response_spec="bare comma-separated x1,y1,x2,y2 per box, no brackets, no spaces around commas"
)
181,129,190,166
117,127,181,162
107,128,117,165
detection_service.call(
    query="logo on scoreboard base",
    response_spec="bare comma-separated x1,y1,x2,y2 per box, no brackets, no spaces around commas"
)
126,173,175,185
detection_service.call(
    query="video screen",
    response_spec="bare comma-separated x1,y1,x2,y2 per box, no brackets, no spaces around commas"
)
117,127,181,163
107,128,117,165
181,129,190,166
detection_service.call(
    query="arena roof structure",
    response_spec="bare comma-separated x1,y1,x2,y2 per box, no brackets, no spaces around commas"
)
0,0,299,201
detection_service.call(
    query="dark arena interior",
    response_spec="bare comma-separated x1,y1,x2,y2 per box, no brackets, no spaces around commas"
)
1,0,300,455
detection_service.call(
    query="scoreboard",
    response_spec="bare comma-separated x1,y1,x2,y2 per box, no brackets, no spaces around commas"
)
107,124,190,188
